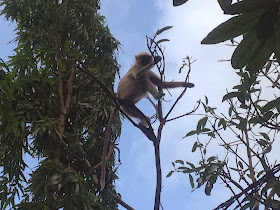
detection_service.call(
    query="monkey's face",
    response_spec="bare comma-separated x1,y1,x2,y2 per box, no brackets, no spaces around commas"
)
136,53,162,66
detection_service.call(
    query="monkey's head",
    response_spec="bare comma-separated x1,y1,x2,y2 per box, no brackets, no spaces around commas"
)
135,52,162,66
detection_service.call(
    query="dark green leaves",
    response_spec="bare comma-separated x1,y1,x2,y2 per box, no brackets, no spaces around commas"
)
201,12,260,45
166,170,174,178
202,1,280,73
0,0,122,209
262,98,280,113
197,117,208,133
173,0,188,7
222,91,241,102
156,26,173,35
157,39,170,44
232,32,274,72
217,0,232,12
231,30,261,69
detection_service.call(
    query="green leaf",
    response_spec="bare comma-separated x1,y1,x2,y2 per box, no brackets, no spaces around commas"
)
183,168,196,173
166,171,174,178
238,161,244,169
228,106,233,116
262,98,280,113
224,0,271,15
173,0,188,7
192,142,198,152
231,29,261,69
257,139,268,146
157,39,170,44
218,118,226,130
178,166,188,170
57,59,67,71
186,161,195,169
274,27,280,63
175,160,184,165
249,116,263,125
217,0,232,12
201,12,261,45
197,117,208,132
201,128,211,133
64,40,73,52
156,26,173,35
274,181,280,197
237,92,245,104
189,174,194,188
237,118,247,130
205,95,209,105
263,111,273,121
207,156,217,163
260,132,270,141
246,38,274,73
207,132,215,138
222,91,240,102
184,130,197,138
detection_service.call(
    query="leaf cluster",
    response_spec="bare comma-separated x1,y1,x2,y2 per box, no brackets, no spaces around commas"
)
0,0,121,209
202,0,280,74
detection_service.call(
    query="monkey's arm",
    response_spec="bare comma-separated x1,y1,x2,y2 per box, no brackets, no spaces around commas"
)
134,62,154,79
148,71,194,88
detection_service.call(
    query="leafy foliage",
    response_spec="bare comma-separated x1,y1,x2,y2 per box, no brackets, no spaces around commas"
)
202,0,280,74
170,0,280,209
170,66,280,209
0,0,121,209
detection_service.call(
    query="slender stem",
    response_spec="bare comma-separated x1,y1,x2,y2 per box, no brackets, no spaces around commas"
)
154,140,162,210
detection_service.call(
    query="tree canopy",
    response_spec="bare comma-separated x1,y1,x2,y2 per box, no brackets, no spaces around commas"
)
0,0,122,209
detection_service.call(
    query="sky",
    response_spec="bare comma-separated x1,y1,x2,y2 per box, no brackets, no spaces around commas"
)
0,1,270,210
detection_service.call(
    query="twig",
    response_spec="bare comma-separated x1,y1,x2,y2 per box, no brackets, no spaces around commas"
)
166,100,200,122
215,164,280,209
147,35,164,210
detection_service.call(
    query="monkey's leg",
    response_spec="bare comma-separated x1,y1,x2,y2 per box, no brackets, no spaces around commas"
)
121,101,150,127
146,95,161,122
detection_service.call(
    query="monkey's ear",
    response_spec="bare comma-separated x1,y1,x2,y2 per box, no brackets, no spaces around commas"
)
154,56,162,65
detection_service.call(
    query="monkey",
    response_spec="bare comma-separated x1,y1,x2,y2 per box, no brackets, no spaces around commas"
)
117,52,194,127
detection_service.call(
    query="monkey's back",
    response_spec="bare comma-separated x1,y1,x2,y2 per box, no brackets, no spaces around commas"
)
117,71,149,103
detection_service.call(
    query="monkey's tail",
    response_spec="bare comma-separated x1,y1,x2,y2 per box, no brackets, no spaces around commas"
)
162,81,194,89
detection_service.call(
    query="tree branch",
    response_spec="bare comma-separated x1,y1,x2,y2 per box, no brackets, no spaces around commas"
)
100,108,117,190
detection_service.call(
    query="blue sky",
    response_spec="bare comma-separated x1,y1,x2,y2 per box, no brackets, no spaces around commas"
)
0,1,244,209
